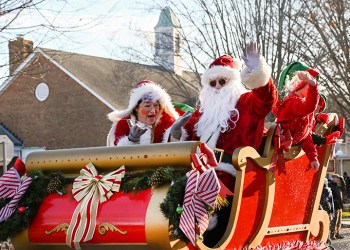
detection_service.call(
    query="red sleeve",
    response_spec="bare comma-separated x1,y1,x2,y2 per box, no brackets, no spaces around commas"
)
114,119,130,145
183,109,200,140
242,78,278,118
301,135,318,162
301,84,319,114
275,85,319,122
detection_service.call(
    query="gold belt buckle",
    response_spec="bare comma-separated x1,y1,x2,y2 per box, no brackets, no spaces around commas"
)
213,148,224,163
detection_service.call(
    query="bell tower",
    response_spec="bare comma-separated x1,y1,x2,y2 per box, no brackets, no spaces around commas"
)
154,7,182,75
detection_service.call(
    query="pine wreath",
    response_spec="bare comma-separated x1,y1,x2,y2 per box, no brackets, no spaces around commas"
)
120,166,188,193
0,166,219,244
0,171,68,241
160,175,188,242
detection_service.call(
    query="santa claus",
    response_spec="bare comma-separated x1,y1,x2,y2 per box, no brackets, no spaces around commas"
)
170,41,278,179
107,80,179,146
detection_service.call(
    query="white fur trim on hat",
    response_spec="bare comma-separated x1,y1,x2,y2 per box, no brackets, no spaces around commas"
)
201,59,242,87
108,82,179,122
241,55,271,89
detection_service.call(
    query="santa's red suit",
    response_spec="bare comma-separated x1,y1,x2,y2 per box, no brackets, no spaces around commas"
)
183,79,276,154
273,81,319,163
107,80,178,146
181,54,278,178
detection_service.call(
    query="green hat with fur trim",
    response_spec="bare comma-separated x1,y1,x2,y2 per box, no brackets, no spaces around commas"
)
278,62,319,99
278,62,313,91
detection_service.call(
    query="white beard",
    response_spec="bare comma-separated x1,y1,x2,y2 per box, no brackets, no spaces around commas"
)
195,80,247,142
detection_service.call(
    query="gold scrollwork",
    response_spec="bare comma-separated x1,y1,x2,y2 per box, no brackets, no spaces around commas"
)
44,223,69,235
98,222,127,235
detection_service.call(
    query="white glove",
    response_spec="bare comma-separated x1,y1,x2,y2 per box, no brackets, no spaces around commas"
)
127,119,148,143
241,41,261,71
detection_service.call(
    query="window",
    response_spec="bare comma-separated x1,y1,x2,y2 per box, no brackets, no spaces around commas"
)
35,82,49,101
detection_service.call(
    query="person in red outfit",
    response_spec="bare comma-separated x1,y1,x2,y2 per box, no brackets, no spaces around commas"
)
106,80,179,146
273,66,322,170
170,41,278,179
169,41,277,247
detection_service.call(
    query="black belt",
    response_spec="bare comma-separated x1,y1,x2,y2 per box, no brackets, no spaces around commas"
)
214,148,232,164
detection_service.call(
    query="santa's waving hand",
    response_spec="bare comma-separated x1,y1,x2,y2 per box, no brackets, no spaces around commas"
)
242,41,261,71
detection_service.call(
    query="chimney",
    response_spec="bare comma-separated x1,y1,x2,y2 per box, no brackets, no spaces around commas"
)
8,35,33,75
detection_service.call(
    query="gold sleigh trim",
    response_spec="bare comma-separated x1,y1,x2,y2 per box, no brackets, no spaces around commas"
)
44,222,127,235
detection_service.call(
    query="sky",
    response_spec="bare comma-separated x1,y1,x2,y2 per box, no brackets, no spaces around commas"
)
0,0,166,84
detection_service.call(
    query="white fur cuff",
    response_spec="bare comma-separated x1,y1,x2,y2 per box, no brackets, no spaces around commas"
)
215,162,237,177
241,55,271,89
162,127,172,143
180,127,189,141
116,136,134,146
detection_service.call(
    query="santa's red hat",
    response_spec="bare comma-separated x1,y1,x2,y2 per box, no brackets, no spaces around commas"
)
108,80,179,122
201,55,242,86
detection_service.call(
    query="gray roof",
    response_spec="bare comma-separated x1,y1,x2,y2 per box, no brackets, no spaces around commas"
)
0,123,23,146
39,48,198,110
155,7,180,28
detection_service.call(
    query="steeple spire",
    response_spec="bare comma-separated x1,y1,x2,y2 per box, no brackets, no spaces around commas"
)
154,7,182,75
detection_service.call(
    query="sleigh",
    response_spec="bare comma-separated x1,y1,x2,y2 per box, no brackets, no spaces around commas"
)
9,114,339,250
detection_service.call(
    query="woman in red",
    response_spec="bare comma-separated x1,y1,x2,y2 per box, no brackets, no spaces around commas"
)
106,80,179,146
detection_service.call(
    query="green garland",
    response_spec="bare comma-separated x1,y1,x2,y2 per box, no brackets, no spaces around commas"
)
0,167,189,242
0,171,68,241
160,175,188,242
0,166,222,245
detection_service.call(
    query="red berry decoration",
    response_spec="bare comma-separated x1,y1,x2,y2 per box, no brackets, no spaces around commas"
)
18,206,26,213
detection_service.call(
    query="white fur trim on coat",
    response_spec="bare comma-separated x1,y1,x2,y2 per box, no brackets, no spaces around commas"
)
116,136,135,146
106,123,117,146
241,55,271,89
180,127,189,141
116,128,153,146
199,130,220,149
215,162,237,177
162,127,172,143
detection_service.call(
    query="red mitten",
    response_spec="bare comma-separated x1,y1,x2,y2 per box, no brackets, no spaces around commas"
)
326,131,340,145
337,116,345,136
316,113,329,123
12,157,26,177
190,153,206,173
199,143,218,167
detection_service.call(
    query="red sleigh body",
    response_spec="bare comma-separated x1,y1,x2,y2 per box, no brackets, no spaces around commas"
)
11,114,338,249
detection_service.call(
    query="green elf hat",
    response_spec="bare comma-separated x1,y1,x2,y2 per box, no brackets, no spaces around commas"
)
277,61,319,92
319,93,328,112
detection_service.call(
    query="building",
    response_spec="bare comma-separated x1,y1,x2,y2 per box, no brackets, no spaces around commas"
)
0,7,199,163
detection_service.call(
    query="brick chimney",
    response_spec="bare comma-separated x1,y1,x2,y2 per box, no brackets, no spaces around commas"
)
8,35,33,75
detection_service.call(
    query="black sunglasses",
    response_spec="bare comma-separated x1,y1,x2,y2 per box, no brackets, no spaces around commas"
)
209,78,227,87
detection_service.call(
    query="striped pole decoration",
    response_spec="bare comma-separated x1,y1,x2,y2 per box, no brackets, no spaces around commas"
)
179,167,220,245
66,162,125,250
0,167,21,198
0,175,32,222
